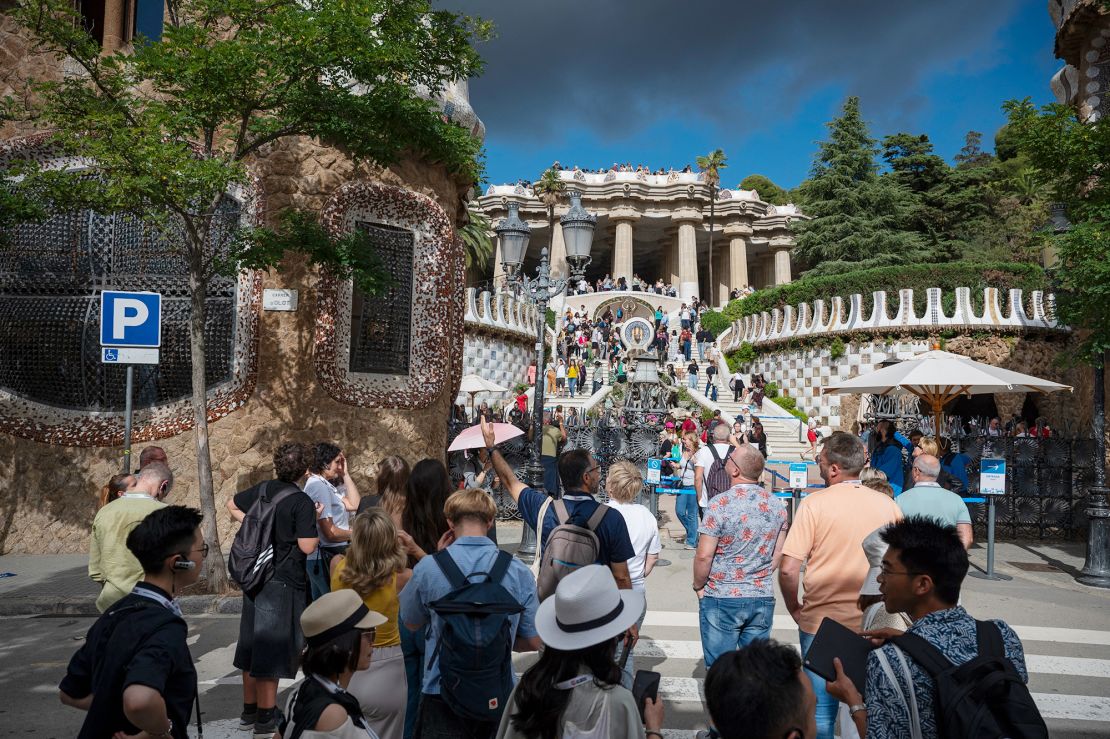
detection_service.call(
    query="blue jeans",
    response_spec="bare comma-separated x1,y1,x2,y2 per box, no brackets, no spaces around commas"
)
687,375,698,389
799,629,839,739
675,493,699,547
401,622,426,739
568,377,577,395
699,596,775,669
698,341,707,361
619,594,649,690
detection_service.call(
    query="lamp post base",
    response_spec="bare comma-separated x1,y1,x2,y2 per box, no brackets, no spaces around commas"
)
1077,485,1110,589
515,459,546,564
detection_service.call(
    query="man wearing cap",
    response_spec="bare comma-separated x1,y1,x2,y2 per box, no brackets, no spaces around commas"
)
400,488,541,737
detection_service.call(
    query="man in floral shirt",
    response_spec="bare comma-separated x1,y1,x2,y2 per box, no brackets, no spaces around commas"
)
827,517,1035,739
692,444,788,668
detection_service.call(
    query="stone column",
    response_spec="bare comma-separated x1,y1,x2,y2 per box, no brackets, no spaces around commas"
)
549,217,568,280
612,219,634,285
773,247,792,285
729,236,749,290
677,221,700,301
715,250,729,306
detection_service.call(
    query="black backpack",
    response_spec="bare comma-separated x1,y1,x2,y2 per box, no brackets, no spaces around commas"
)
428,549,524,723
705,444,735,500
228,481,300,597
891,620,1048,739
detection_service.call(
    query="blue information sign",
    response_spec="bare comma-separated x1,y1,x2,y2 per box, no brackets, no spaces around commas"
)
100,291,162,348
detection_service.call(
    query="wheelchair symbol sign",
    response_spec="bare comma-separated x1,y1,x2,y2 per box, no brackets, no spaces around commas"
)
104,349,119,362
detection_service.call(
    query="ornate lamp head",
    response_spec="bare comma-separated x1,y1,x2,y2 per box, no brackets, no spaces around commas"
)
560,190,597,278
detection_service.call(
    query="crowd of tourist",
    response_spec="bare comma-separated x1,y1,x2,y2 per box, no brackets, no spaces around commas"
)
63,403,1047,739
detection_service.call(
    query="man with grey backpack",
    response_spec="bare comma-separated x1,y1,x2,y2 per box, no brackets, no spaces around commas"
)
481,419,638,631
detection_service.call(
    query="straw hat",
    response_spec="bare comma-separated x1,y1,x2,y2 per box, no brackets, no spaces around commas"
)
535,565,645,651
301,590,387,648
859,528,888,596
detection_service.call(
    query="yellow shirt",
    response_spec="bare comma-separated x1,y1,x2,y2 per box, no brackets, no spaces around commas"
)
781,482,902,634
331,559,401,647
567,365,578,379
89,495,166,612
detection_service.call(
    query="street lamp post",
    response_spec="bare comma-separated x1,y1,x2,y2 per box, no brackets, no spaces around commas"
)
494,192,596,562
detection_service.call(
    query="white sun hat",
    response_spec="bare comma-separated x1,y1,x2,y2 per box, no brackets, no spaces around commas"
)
535,565,646,651
860,527,889,596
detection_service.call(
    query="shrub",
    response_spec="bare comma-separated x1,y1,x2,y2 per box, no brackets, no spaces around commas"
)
699,309,731,337
764,381,779,398
546,308,556,329
721,262,1046,322
829,337,846,360
726,342,757,371
773,395,796,412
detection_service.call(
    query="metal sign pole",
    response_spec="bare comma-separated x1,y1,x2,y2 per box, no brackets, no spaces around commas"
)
122,365,134,473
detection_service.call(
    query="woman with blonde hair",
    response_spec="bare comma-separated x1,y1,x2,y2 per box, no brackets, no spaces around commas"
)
604,461,660,689
859,467,894,498
330,509,411,739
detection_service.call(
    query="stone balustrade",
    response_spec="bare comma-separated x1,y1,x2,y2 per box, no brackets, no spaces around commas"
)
723,287,1063,350
464,288,539,339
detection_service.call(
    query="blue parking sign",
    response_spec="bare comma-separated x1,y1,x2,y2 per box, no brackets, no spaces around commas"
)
100,291,162,348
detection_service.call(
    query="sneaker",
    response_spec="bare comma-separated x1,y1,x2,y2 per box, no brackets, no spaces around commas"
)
253,718,277,738
238,710,256,731
684,543,697,550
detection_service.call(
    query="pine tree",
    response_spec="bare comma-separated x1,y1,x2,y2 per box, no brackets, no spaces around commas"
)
793,97,924,274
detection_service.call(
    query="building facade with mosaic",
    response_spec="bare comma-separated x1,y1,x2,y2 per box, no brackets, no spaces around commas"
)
0,2,488,554
476,170,802,306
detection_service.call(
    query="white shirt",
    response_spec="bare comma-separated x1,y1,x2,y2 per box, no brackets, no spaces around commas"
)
606,501,661,591
694,443,734,508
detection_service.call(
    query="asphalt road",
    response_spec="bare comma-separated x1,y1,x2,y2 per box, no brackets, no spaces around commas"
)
4,513,1110,737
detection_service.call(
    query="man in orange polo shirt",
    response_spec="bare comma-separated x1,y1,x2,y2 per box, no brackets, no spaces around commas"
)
778,431,902,739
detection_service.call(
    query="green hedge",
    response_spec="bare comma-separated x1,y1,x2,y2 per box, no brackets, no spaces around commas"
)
699,309,731,337
721,262,1047,322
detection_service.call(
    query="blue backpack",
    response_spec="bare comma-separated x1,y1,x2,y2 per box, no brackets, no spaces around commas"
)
428,549,524,723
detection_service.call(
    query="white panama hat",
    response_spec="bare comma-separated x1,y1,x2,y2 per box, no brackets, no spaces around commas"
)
536,565,646,651
859,527,888,596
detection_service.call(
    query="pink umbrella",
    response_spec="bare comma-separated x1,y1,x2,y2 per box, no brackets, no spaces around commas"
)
447,422,525,452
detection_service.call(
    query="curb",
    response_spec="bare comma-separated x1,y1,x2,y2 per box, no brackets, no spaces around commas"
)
0,594,244,617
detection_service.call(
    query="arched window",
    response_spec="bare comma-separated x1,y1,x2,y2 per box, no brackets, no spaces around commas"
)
0,192,241,412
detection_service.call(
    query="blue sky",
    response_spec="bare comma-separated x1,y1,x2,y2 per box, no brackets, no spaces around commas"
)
440,0,1059,191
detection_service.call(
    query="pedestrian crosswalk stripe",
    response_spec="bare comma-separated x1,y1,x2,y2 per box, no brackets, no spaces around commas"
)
637,638,1110,679
642,611,1110,645
654,676,1110,721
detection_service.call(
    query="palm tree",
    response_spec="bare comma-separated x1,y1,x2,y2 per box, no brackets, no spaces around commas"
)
697,149,728,305
534,167,567,259
459,210,494,284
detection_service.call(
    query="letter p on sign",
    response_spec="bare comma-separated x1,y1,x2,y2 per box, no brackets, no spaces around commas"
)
113,299,149,340
100,291,162,348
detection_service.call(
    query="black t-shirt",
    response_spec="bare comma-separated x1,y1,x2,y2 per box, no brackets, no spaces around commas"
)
234,481,317,589
60,587,195,739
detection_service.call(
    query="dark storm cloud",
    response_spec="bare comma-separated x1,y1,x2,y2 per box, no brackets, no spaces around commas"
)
437,0,1020,142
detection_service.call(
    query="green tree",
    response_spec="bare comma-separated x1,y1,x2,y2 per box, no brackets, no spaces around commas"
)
697,148,727,304
739,174,788,205
1004,98,1110,365
881,133,948,194
954,130,993,170
6,0,487,591
793,97,924,274
459,210,493,275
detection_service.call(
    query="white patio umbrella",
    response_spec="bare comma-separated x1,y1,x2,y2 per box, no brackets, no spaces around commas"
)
823,349,1071,434
459,374,509,416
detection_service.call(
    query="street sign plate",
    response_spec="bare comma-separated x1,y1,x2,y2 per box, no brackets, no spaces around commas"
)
646,458,662,484
102,347,160,364
789,462,809,489
980,458,1007,496
263,288,299,311
100,290,162,347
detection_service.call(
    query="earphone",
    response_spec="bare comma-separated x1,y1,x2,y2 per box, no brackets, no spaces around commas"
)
172,556,196,571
